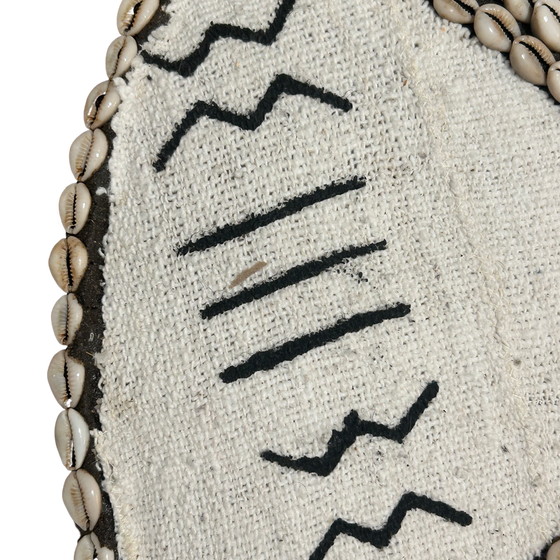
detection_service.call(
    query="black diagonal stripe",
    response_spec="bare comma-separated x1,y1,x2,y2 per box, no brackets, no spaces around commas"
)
261,381,439,476
142,0,296,79
220,304,411,383
154,74,352,171
202,241,387,319
177,177,366,255
309,492,472,560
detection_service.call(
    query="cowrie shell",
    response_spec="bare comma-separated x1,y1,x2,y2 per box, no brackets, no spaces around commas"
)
62,469,102,531
75,534,115,560
433,0,479,24
55,409,90,470
52,294,83,346
510,35,555,85
532,0,560,51
84,80,121,130
117,0,159,36
474,5,521,52
59,183,91,235
548,60,560,101
547,540,560,560
69,130,108,182
106,36,137,79
47,350,85,409
49,237,88,293
504,0,535,23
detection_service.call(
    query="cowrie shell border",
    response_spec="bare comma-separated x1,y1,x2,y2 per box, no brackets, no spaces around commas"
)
430,0,560,103
47,0,560,560
44,0,160,560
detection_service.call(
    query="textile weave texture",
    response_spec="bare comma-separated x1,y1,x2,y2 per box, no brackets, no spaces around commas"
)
95,1,560,559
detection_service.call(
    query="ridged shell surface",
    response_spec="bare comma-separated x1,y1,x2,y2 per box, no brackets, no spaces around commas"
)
49,237,88,293
510,35,555,85
474,4,521,52
433,0,479,24
84,80,121,129
52,294,83,345
504,0,535,23
532,0,560,51
47,350,85,408
55,409,90,470
62,470,102,531
69,130,108,181
117,0,160,36
75,534,115,560
106,36,137,79
548,61,560,101
59,183,91,235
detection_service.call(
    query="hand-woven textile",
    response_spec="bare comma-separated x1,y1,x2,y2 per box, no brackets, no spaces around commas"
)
95,1,560,559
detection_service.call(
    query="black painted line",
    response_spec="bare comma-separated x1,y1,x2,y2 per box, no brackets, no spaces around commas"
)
261,381,439,476
220,304,411,383
177,177,366,255
154,74,352,171
202,241,387,319
142,0,296,79
309,492,472,560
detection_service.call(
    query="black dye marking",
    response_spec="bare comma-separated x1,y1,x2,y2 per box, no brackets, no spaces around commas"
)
484,13,514,42
262,381,439,476
202,241,387,319
309,492,472,560
154,74,352,171
220,304,411,383
142,0,296,79
178,177,366,255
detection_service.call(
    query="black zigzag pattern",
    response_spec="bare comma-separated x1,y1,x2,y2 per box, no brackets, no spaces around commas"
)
142,0,296,78
261,382,439,476
154,74,352,171
309,492,473,560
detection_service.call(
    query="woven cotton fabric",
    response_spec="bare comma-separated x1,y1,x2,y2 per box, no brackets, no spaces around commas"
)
95,1,560,559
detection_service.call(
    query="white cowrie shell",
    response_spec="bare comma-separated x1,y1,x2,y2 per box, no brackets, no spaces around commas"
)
75,534,115,560
117,0,159,36
547,540,560,560
49,237,88,293
433,0,479,24
59,183,92,235
474,5,521,52
532,0,560,51
84,81,121,130
510,35,555,85
62,469,102,531
55,409,90,470
548,60,560,101
47,350,85,409
52,294,83,346
69,130,108,182
504,0,535,23
106,36,137,79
